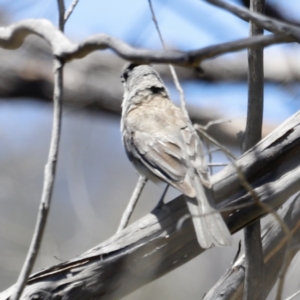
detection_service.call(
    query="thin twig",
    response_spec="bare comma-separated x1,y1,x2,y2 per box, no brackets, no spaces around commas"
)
195,126,237,160
199,117,238,174
64,0,79,22
195,125,293,254
198,125,294,253
234,165,292,241
203,196,300,300
117,176,148,233
57,0,65,31
285,289,300,300
206,140,213,174
275,196,300,300
201,118,233,131
205,0,300,42
232,240,242,265
196,76,293,300
154,184,170,209
200,116,246,131
207,163,229,167
274,216,300,298
147,0,190,120
10,53,64,300
207,134,293,244
242,1,265,299
208,148,225,155
169,66,190,121
265,203,300,263
9,2,66,300
147,0,165,49
276,246,294,300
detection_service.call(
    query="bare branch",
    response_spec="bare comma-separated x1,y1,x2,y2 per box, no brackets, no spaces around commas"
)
241,0,300,26
200,118,234,131
203,194,300,300
57,0,65,31
64,0,79,23
147,0,191,120
205,0,300,42
147,0,166,49
197,126,293,259
207,163,228,167
117,176,148,233
285,289,300,300
0,6,298,299
242,1,265,299
276,248,294,300
195,126,237,160
9,3,67,300
10,56,64,300
2,109,300,300
0,19,293,65
189,34,292,61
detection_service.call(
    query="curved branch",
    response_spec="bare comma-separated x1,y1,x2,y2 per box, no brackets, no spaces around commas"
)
0,19,294,66
206,0,300,42
204,194,300,300
1,110,300,300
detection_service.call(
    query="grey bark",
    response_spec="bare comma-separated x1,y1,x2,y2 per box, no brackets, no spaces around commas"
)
242,0,265,299
206,0,300,41
1,109,300,300
204,194,300,300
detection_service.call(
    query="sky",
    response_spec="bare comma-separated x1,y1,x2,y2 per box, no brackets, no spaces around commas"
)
1,0,299,47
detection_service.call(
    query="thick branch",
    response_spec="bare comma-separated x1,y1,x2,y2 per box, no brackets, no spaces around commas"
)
206,0,300,42
1,110,300,300
204,194,300,300
241,0,300,26
0,19,293,65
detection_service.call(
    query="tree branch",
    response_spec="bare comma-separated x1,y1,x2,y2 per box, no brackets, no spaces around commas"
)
64,0,79,23
203,194,300,300
0,19,294,65
116,176,148,233
242,0,265,298
1,109,300,300
205,0,300,42
241,0,300,26
9,3,67,300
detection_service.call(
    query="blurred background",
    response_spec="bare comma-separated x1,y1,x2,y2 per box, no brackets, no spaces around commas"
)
0,0,300,299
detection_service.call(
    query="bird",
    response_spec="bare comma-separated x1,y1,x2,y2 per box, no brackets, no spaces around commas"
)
120,63,231,249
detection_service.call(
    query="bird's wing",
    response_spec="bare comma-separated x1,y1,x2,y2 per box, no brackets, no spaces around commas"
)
123,98,209,197
123,102,208,197
180,124,211,187
130,129,197,198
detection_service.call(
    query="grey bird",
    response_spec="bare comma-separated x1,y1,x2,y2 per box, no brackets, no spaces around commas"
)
120,64,231,249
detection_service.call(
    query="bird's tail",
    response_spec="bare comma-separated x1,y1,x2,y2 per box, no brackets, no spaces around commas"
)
185,178,232,249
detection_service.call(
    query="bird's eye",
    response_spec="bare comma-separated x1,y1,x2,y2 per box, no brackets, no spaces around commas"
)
150,86,164,93
121,71,129,83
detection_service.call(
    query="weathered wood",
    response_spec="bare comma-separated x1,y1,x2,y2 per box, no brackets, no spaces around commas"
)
204,195,300,300
213,110,300,202
242,0,265,296
1,110,300,300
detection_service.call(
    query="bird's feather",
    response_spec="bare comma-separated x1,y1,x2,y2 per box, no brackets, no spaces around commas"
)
121,65,232,248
